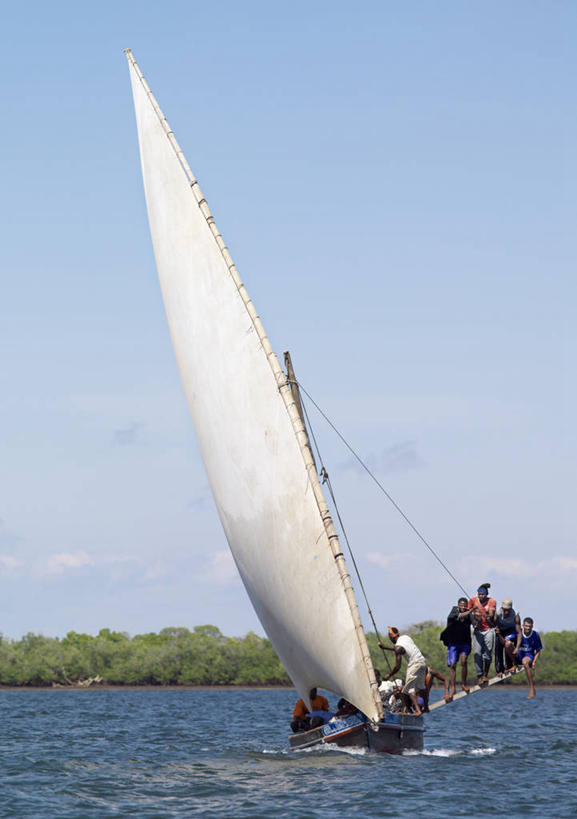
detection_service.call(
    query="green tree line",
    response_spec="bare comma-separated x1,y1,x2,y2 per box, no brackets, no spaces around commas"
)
0,624,574,687
0,626,289,687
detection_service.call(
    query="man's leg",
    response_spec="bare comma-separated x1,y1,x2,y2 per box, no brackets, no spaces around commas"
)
407,691,422,715
505,640,517,671
460,652,470,692
522,656,536,699
472,631,484,681
448,663,457,695
482,630,495,681
495,635,505,674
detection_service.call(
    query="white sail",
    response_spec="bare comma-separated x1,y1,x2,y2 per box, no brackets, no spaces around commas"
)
127,52,382,722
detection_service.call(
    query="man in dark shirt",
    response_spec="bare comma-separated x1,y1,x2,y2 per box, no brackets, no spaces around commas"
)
440,597,472,696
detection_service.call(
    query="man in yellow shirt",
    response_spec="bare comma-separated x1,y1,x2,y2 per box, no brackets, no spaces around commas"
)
291,687,330,732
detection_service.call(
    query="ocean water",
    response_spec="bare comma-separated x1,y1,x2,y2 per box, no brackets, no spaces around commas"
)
0,687,574,818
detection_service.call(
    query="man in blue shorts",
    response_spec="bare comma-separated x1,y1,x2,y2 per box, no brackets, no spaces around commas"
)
516,617,543,699
440,597,472,696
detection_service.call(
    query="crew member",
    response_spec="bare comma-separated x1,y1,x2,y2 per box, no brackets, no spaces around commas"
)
516,617,543,699
468,583,497,684
291,687,330,732
378,626,427,715
440,596,472,695
495,598,521,675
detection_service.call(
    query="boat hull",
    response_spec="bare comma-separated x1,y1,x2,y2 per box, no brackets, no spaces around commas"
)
289,713,424,754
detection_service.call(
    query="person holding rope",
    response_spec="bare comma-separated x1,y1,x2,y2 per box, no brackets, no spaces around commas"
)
468,583,497,685
440,596,472,695
379,626,427,715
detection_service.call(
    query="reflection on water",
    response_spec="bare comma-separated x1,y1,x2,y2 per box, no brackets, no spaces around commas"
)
0,688,574,817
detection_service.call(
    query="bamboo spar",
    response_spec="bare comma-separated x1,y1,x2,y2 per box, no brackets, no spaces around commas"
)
126,50,383,721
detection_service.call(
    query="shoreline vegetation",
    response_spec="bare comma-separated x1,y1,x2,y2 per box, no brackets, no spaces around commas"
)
0,624,574,689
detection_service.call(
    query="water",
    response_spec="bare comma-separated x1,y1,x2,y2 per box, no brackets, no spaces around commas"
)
0,688,574,817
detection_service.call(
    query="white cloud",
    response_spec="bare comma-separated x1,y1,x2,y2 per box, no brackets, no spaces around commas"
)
552,557,577,571
458,554,577,582
366,551,415,570
0,554,22,572
198,550,240,587
44,551,95,575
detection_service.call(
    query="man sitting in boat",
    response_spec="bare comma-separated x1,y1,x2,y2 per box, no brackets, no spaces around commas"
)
378,627,427,715
291,687,331,732
334,697,358,717
388,679,406,713
378,680,394,710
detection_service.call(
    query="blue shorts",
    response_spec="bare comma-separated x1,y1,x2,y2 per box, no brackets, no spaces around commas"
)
447,644,471,666
517,650,535,663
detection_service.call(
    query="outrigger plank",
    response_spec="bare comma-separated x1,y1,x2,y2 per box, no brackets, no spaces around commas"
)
428,667,524,712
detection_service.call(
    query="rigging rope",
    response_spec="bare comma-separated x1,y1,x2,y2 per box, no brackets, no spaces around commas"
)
295,380,471,602
299,392,393,672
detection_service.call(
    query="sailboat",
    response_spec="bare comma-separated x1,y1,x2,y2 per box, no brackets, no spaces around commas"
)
126,51,424,753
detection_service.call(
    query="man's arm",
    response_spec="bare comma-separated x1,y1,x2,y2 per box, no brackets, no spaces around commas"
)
447,606,459,623
487,600,497,626
514,614,522,650
382,647,404,680
532,650,541,668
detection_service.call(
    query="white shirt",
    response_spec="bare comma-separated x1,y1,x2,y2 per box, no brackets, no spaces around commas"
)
396,634,426,667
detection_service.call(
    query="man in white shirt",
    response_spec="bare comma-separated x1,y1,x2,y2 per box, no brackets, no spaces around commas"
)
378,626,427,715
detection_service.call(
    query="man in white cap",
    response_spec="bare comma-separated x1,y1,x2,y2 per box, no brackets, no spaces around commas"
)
495,598,522,675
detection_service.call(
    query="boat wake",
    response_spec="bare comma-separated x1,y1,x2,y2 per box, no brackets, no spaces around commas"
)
293,742,367,757
403,746,496,758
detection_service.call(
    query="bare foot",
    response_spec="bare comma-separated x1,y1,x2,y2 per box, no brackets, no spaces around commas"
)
461,685,470,693
527,691,536,699
444,694,453,703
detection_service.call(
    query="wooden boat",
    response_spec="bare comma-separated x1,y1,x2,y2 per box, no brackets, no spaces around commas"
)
126,50,424,753
289,712,424,753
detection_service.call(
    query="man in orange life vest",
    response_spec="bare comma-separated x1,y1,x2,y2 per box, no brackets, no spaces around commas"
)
291,687,330,732
468,582,497,685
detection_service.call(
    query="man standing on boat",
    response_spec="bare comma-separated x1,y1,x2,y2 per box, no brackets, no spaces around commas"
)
494,598,522,675
379,627,427,715
517,617,543,699
468,583,497,685
440,596,472,695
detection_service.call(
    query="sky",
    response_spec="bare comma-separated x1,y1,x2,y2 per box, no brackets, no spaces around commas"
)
0,2,575,640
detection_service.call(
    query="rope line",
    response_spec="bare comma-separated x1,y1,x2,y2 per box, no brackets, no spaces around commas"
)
299,394,392,672
294,380,471,600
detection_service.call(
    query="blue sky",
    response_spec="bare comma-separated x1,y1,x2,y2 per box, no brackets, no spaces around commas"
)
0,2,575,639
